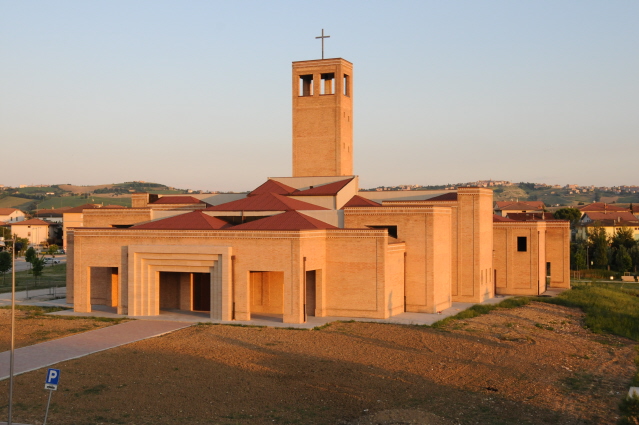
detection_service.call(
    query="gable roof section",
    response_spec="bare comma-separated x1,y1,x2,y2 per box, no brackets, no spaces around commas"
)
493,214,517,222
231,211,337,230
131,211,231,230
248,180,296,197
206,192,328,212
578,202,629,213
582,211,639,223
341,195,381,209
494,201,545,211
290,178,353,196
426,192,458,202
10,218,54,226
0,208,21,215
150,196,206,205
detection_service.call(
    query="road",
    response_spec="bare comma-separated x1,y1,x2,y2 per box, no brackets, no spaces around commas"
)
9,255,67,272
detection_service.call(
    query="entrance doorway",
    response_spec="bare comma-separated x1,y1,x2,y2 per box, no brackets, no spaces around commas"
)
305,270,316,317
193,272,211,311
250,271,284,321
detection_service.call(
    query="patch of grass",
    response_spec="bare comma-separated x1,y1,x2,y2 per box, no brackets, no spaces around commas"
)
619,393,639,425
432,297,531,328
81,384,108,395
534,323,554,331
537,284,639,341
0,305,69,313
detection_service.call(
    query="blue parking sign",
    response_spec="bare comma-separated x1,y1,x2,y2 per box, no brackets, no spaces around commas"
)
44,368,60,390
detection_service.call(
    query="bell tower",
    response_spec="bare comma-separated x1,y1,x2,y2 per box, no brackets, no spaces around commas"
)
292,58,353,177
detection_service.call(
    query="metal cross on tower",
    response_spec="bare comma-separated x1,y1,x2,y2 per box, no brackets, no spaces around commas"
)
315,29,330,60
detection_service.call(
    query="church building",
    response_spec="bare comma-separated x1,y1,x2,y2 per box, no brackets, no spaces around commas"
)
67,57,570,324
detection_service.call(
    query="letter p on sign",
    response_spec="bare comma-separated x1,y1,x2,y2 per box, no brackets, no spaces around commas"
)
45,368,60,390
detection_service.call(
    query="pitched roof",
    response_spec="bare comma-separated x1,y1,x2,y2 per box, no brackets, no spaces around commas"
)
150,196,206,205
578,202,629,213
10,218,54,226
506,212,555,221
494,201,545,211
63,204,102,214
130,211,231,230
341,195,381,209
493,214,517,222
0,208,21,215
206,192,328,212
248,180,296,197
582,211,639,223
426,192,458,202
231,211,337,230
290,178,353,196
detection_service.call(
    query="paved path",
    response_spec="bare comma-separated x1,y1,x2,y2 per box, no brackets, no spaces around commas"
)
0,320,190,381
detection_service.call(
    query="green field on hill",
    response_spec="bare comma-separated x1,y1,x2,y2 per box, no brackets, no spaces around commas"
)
37,196,131,209
0,196,33,209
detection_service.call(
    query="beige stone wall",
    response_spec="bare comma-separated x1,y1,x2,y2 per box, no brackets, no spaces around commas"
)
493,222,547,295
545,223,571,288
63,212,83,250
250,272,284,314
83,209,153,227
343,206,451,313
70,228,398,324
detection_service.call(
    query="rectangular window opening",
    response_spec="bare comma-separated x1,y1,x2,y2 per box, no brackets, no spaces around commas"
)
367,225,398,239
343,74,350,96
320,73,335,95
517,236,527,252
299,74,313,96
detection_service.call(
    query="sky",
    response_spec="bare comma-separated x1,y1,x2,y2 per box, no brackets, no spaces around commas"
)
1,1,638,192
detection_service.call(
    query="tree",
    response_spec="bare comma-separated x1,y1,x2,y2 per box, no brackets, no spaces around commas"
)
611,227,636,250
614,246,633,273
571,241,587,271
0,251,11,286
30,256,45,297
594,191,601,202
25,246,36,265
47,244,59,258
630,246,639,273
554,208,582,226
588,225,610,269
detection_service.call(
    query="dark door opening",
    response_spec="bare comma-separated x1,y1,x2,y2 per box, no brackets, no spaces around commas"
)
193,273,211,311
305,270,316,317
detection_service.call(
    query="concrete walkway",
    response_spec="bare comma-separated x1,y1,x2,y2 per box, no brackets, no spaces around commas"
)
0,320,190,381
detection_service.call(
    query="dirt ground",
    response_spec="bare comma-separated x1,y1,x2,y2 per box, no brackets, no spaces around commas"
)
0,308,121,352
0,302,636,425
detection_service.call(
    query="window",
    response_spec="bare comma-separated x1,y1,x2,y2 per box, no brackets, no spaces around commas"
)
320,73,335,95
367,225,398,239
517,236,527,252
299,74,313,96
343,74,350,96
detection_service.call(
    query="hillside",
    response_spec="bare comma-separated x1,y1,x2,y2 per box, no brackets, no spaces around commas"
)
0,181,188,212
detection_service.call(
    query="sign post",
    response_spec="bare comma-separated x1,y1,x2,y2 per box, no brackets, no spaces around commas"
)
43,368,60,425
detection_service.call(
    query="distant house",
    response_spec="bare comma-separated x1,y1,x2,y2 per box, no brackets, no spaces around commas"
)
0,208,26,223
577,202,629,217
10,218,59,246
494,201,545,217
34,207,72,224
576,211,639,241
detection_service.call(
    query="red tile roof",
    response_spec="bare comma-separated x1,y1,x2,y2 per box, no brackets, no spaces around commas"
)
494,201,545,211
63,204,102,214
341,195,381,208
131,211,231,230
0,208,20,215
10,218,55,226
290,178,353,196
426,192,458,202
150,196,206,205
578,202,629,213
231,211,337,230
493,215,517,222
248,180,296,197
506,212,555,221
206,192,328,212
582,212,639,223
